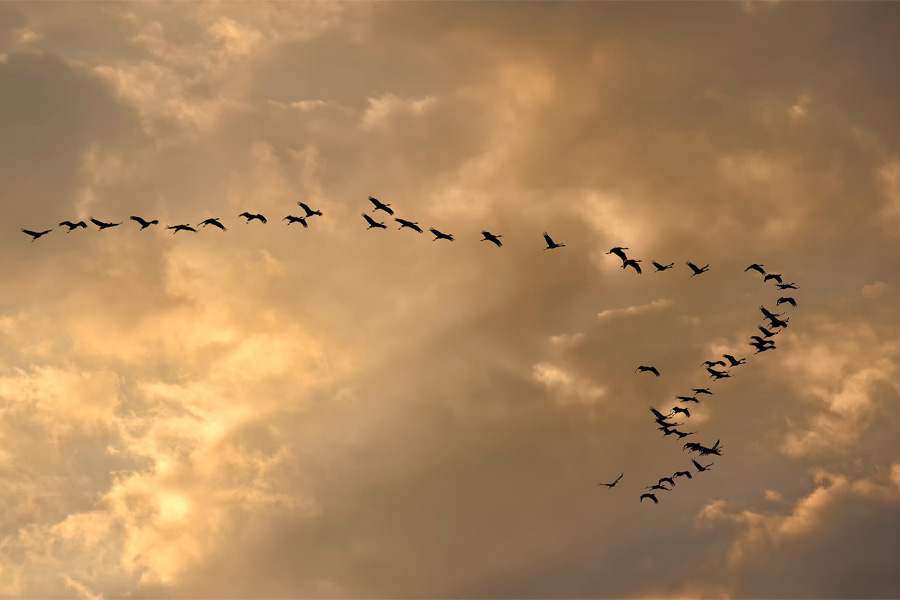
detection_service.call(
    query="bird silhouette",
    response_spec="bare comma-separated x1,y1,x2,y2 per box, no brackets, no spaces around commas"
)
745,264,765,274
198,218,226,231
368,196,394,215
623,258,642,274
635,365,660,376
167,224,197,234
760,306,785,320
658,477,676,488
692,388,713,395
751,341,777,353
766,315,790,329
607,247,629,261
672,429,696,439
297,202,323,217
777,296,797,307
758,326,780,338
763,273,783,283
480,231,502,247
646,484,670,492
130,216,158,230
750,335,776,345
652,261,674,272
686,261,710,276
677,396,700,404
239,212,267,224
673,470,693,480
776,282,798,290
543,232,565,250
90,217,122,230
22,228,52,242
362,213,387,229
692,459,713,472
284,215,309,228
722,354,746,367
59,220,87,232
598,473,624,488
702,360,726,368
639,493,659,504
707,369,732,380
650,407,674,420
430,228,454,241
396,218,423,233
671,406,690,418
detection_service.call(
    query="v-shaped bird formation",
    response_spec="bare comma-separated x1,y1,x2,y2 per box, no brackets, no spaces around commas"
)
23,196,799,507
600,255,800,504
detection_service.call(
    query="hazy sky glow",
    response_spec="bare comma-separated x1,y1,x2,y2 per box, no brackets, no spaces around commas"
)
2,2,900,598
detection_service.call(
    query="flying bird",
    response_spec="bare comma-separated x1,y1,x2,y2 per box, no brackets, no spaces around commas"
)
745,264,766,274
767,315,790,329
722,354,746,367
130,216,158,230
90,217,122,230
362,213,387,229
706,368,731,380
658,477,676,488
59,220,87,232
650,407,674,420
598,473,624,488
635,365,660,377
481,231,502,247
166,224,197,234
673,470,693,480
368,196,394,215
297,202,323,217
686,261,710,276
692,459,714,472
677,396,700,404
672,429,696,439
607,247,629,261
652,261,674,272
623,258,642,274
777,297,797,307
760,306,785,320
239,212,267,224
284,215,309,228
639,493,659,504
701,360,726,368
198,218,226,231
430,228,454,241
692,388,713,395
758,326,780,338
396,218,423,233
22,228,52,242
763,273,783,283
646,484,670,492
543,232,566,250
776,283,798,290
671,406,691,418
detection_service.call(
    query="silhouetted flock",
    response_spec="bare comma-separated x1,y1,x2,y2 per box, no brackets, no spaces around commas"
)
599,249,799,505
24,199,799,507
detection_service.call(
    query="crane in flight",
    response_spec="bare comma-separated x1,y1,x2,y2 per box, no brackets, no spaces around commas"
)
59,220,87,232
745,263,765,274
22,228,52,242
623,258,642,274
90,217,122,230
297,202,323,217
686,261,710,276
396,218,423,233
597,473,623,488
368,196,394,215
692,459,714,472
652,261,674,272
130,216,158,230
239,212,267,224
677,396,699,404
692,388,713,395
362,214,387,229
722,354,746,367
607,247,628,261
635,365,660,377
430,228,454,241
764,273,783,283
198,218,226,231
284,215,309,228
480,231,502,247
166,224,197,234
543,232,565,250
639,493,659,504
777,297,797,307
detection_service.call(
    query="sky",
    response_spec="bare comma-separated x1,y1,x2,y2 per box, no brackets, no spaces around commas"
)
2,2,900,598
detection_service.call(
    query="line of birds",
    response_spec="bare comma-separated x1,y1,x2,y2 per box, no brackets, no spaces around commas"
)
599,261,800,504
607,246,709,277
22,196,567,249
